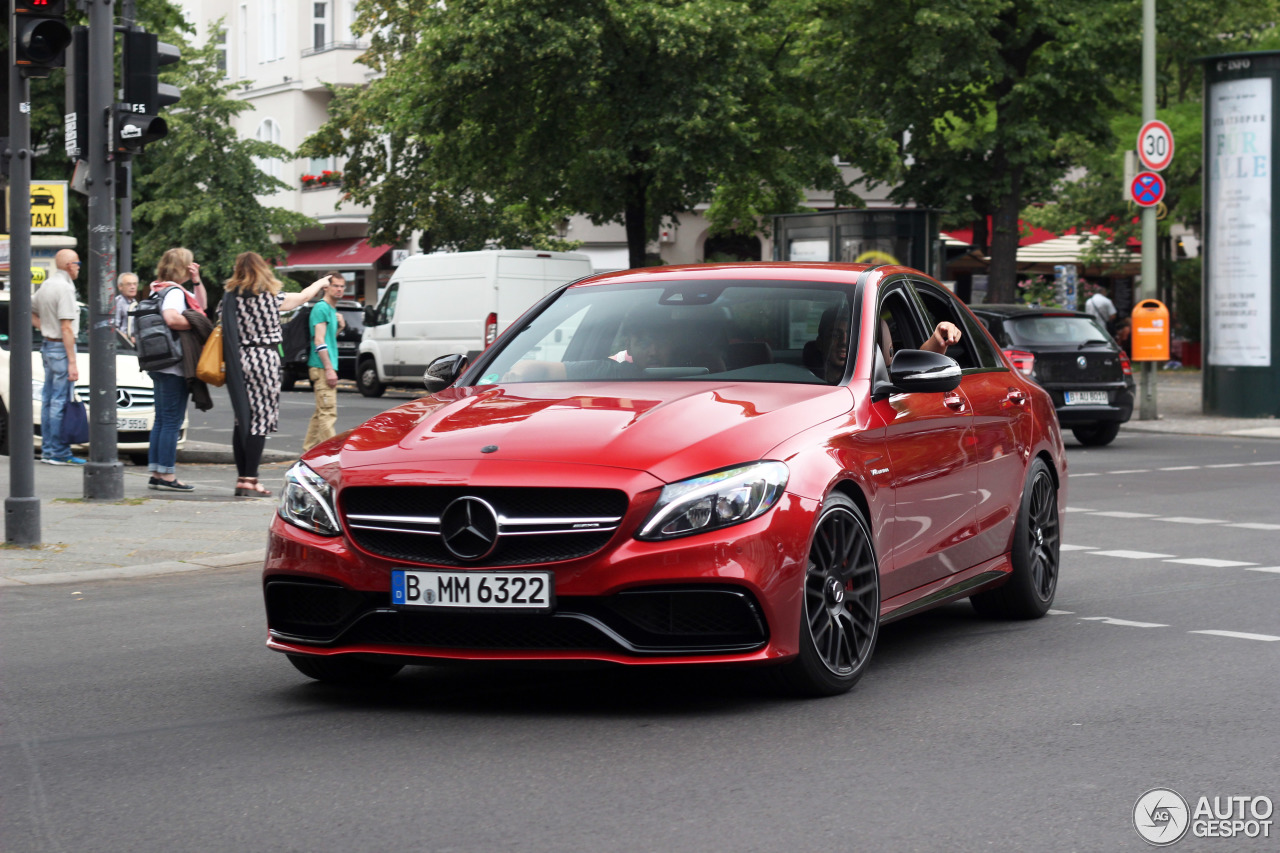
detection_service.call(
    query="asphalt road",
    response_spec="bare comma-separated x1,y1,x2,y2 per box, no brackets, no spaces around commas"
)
2,432,1277,852
185,382,419,454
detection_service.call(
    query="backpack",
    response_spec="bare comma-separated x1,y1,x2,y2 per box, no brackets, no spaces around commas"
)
281,304,313,366
131,287,184,372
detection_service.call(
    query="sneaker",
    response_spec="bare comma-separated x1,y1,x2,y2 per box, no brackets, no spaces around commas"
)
42,456,87,466
148,476,196,492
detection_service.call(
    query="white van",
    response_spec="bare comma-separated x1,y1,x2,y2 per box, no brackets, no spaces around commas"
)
356,249,595,396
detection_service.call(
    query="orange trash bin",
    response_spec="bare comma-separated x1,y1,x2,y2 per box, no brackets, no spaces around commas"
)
1131,299,1170,362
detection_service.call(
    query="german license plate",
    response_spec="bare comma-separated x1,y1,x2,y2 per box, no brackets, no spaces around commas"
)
391,569,553,611
1064,390,1108,405
117,417,150,429
338,342,356,350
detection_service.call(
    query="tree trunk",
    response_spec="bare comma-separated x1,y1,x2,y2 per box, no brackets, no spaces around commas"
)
985,167,1024,304
624,174,649,269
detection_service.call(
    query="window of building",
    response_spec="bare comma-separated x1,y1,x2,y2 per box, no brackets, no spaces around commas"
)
238,4,248,77
255,119,283,180
313,1,330,51
259,0,283,63
215,28,228,76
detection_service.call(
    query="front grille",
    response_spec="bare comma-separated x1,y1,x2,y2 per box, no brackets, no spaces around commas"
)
342,486,628,567
1034,353,1123,384
266,579,768,655
75,384,155,410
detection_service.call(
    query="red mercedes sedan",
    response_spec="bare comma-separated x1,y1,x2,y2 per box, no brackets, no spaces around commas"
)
264,263,1066,696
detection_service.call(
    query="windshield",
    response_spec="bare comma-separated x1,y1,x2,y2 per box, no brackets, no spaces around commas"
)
474,280,854,385
0,302,135,352
1005,315,1111,346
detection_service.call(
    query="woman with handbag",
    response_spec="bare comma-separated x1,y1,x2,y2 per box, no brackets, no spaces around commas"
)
221,252,332,496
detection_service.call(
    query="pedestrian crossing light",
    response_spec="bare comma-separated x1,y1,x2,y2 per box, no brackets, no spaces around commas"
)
10,0,72,78
115,29,181,153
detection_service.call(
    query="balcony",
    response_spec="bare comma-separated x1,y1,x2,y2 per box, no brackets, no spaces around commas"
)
298,42,372,91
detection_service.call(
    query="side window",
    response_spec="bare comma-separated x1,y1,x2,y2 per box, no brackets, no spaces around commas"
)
376,283,398,325
877,287,924,364
913,284,982,370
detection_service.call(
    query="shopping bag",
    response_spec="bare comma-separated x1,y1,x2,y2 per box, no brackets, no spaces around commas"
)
197,324,226,387
60,386,90,445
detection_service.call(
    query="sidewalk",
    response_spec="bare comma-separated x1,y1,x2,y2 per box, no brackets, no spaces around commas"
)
2,370,1275,587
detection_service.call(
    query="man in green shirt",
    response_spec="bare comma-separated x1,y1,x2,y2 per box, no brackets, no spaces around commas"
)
303,272,347,451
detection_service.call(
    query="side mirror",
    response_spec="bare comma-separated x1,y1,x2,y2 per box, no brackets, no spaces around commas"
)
879,349,962,396
423,354,469,393
363,305,378,327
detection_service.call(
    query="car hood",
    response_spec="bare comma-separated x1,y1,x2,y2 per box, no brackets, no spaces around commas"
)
332,381,854,483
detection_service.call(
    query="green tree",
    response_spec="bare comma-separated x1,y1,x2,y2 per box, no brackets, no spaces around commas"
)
131,24,315,305
808,0,1136,302
303,0,864,267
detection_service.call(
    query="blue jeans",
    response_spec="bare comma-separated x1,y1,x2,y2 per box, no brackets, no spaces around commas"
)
147,372,189,474
40,341,74,461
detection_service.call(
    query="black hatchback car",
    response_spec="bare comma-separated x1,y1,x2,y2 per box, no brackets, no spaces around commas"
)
971,305,1134,446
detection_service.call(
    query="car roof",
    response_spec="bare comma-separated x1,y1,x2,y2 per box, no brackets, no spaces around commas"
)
969,303,1092,319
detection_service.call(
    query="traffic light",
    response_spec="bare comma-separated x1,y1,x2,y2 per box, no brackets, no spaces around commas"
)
10,0,72,78
115,29,180,153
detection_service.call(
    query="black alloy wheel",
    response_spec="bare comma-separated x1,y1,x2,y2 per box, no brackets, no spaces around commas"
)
357,359,386,397
780,493,880,696
971,458,1059,619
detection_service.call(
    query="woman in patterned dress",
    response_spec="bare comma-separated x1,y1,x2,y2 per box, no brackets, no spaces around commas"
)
222,252,332,496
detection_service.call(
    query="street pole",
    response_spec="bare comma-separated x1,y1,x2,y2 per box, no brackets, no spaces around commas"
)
5,63,40,544
83,0,124,499
1138,0,1159,420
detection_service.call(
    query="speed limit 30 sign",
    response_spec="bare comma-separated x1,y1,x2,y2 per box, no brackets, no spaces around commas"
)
1137,120,1174,171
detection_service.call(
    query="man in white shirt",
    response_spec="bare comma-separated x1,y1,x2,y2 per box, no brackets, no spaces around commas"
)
1084,286,1118,332
31,249,85,465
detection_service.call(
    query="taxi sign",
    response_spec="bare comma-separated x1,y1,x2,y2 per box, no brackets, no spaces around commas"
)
1137,120,1175,171
30,181,70,232
1130,171,1166,208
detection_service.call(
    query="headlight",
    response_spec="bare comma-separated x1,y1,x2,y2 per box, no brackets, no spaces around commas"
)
278,461,341,537
637,461,789,541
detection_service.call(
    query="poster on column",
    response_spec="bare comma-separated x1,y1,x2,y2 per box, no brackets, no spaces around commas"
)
1208,77,1272,367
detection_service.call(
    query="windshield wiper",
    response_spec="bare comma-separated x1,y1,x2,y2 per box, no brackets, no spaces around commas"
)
1078,339,1111,349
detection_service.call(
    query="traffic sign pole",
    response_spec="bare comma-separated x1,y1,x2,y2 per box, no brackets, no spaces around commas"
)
1140,0,1158,422
6,60,41,544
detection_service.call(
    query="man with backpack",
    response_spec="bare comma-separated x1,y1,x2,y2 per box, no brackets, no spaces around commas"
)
303,271,347,451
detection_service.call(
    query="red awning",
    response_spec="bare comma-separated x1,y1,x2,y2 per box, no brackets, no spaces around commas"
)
942,218,1058,248
275,237,391,272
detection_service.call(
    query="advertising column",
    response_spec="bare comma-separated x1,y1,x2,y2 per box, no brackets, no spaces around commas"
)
1202,52,1280,416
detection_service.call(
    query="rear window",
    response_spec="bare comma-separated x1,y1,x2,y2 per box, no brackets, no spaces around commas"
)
1004,315,1110,346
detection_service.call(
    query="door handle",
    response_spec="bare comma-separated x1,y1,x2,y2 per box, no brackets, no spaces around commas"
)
943,392,967,412
1005,388,1028,407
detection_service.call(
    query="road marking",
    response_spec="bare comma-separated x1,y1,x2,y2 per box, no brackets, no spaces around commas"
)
1160,465,1201,471
1091,549,1177,559
1047,609,1074,615
1072,472,1100,478
1227,522,1280,531
1108,469,1151,474
1079,616,1168,628
1247,567,1280,574
1090,511,1159,519
1156,517,1228,525
1065,507,1096,513
1061,544,1099,551
1164,557,1258,568
1189,630,1280,642
1206,463,1246,468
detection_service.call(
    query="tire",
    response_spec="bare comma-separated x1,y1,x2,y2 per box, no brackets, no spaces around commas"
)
287,654,403,684
357,359,385,397
971,458,1059,619
778,493,880,697
1071,422,1121,447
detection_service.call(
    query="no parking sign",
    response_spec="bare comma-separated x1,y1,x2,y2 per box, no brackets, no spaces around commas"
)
1130,171,1166,208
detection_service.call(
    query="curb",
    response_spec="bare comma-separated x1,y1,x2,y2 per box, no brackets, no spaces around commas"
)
0,548,266,587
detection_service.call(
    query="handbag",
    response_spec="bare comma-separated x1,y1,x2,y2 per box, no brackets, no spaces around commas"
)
197,323,226,387
60,385,90,445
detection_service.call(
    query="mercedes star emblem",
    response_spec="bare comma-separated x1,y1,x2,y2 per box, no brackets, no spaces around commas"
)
439,496,500,560
117,388,133,407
